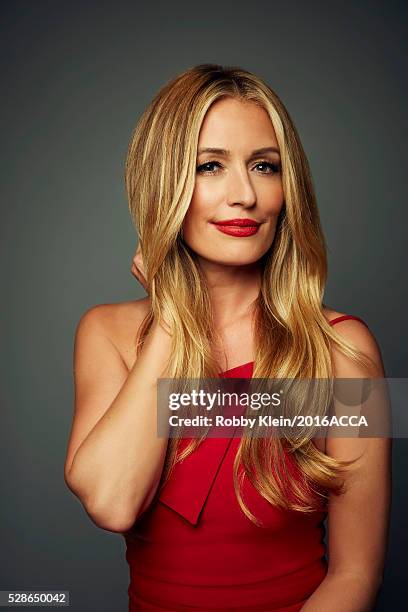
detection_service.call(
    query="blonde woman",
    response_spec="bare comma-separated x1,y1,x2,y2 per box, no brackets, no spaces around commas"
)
64,64,391,611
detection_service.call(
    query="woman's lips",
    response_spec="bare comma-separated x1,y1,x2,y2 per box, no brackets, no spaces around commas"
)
211,223,260,237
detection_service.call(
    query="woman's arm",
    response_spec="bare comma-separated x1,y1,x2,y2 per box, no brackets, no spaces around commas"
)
301,319,392,611
64,306,173,533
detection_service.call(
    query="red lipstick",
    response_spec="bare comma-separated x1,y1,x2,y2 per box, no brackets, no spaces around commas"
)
211,218,261,237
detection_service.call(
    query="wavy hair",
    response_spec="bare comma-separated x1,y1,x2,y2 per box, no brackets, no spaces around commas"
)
125,63,376,525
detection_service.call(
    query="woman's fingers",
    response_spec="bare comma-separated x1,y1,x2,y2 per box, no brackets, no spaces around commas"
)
130,243,148,291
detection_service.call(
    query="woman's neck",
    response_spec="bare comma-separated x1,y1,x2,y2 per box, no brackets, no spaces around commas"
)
198,257,262,327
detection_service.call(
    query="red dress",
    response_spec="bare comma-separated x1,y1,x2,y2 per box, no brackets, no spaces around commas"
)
124,315,368,611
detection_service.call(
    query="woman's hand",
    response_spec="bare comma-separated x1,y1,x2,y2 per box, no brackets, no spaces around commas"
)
131,243,148,292
130,244,171,335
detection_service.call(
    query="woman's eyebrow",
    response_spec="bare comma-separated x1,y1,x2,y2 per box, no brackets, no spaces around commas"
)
197,146,280,157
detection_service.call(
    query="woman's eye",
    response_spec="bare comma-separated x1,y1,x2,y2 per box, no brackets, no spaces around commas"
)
254,161,281,174
196,161,221,174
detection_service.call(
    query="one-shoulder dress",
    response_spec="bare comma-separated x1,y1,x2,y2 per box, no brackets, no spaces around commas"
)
124,315,368,611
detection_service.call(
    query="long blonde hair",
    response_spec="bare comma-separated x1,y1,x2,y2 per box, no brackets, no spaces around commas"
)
125,63,375,525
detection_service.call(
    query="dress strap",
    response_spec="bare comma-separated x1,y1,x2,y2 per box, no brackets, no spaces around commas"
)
329,314,368,328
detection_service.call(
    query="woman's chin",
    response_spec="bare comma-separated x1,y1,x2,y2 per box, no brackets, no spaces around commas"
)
195,252,263,268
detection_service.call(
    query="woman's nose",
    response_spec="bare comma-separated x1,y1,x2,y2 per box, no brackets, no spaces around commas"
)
225,165,256,207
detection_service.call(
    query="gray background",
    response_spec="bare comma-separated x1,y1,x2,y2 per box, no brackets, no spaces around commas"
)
1,0,406,610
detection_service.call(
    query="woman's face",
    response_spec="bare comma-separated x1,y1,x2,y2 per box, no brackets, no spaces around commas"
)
182,96,285,267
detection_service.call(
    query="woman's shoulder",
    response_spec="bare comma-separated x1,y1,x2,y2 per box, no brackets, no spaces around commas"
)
77,297,151,330
322,305,384,377
322,306,344,323
75,298,151,370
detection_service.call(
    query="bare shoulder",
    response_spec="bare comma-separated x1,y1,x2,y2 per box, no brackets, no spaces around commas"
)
75,298,151,370
76,297,151,335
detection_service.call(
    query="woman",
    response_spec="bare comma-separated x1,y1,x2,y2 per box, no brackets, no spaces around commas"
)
64,64,391,611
